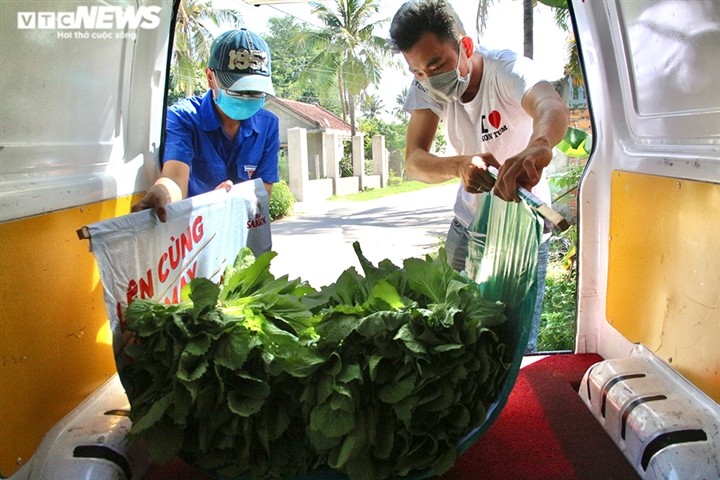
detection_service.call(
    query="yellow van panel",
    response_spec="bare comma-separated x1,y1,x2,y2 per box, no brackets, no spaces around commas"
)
607,171,720,403
0,195,141,477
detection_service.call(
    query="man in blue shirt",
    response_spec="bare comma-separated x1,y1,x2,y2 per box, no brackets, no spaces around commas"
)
132,28,279,222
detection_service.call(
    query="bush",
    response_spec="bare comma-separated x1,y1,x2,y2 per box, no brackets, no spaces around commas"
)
269,180,295,220
278,149,289,183
387,169,404,187
538,227,578,351
539,264,577,351
339,156,353,177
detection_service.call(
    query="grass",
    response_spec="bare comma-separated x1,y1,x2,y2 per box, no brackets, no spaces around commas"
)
330,179,459,202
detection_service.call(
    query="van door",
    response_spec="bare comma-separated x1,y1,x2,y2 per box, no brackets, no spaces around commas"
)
0,1,171,476
572,0,720,402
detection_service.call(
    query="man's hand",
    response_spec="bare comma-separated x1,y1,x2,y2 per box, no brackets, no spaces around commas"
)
131,183,173,222
460,154,500,194
214,180,233,192
493,138,553,201
492,80,568,201
131,163,190,222
131,178,232,223
130,175,185,223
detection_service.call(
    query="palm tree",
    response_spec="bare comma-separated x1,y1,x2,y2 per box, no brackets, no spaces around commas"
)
539,0,584,88
477,0,582,86
264,15,343,116
393,86,409,120
170,0,244,99
475,0,494,41
300,0,393,135
476,0,534,58
523,0,533,58
360,92,385,118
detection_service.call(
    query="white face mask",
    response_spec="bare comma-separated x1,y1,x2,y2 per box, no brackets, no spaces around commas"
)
421,43,471,103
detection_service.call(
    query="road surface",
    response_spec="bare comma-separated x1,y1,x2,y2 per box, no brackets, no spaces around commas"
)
269,183,459,288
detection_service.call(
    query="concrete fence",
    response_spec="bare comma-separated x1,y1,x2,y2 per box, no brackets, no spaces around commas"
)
286,127,389,202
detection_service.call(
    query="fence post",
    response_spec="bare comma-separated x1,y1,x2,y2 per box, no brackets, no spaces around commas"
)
372,135,388,188
288,127,308,202
352,133,365,191
323,132,341,194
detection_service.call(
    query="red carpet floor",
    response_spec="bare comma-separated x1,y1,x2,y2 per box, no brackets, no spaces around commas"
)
143,354,639,480
441,354,640,480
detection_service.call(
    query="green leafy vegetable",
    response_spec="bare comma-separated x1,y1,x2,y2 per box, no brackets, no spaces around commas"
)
123,249,319,477
121,243,509,480
304,244,508,479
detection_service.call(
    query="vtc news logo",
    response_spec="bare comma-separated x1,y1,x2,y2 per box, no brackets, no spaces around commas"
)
17,5,162,30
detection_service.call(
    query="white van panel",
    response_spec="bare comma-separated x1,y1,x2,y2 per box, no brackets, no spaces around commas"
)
572,0,720,375
0,0,171,222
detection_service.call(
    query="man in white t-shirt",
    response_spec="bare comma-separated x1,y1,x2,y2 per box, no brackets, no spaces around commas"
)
389,0,568,352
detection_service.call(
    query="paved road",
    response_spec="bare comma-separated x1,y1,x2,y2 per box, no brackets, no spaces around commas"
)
269,183,459,288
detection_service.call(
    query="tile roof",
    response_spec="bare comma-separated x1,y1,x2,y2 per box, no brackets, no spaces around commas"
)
268,97,351,133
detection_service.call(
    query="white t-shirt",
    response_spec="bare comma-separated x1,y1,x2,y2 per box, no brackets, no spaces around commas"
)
404,47,552,229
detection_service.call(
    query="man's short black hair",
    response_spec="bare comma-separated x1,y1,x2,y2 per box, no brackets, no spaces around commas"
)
388,0,467,53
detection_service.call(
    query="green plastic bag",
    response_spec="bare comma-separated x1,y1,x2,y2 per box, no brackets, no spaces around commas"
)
457,192,544,451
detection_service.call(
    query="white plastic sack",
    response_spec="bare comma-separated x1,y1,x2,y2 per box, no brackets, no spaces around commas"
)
80,178,271,368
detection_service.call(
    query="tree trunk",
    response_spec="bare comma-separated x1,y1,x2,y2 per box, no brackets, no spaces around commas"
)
523,0,533,59
348,93,356,136
338,75,347,122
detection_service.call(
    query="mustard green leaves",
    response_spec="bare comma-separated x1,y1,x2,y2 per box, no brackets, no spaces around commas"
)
122,243,508,479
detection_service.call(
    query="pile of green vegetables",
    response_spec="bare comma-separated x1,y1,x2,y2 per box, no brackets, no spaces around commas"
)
122,242,509,480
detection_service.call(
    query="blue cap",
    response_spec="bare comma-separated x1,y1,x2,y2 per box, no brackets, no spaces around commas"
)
208,29,275,95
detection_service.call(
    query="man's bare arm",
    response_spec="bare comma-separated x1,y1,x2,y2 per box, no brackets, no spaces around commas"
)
494,82,569,200
131,160,190,222
406,109,498,192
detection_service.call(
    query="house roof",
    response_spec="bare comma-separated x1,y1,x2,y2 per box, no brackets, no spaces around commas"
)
267,97,351,133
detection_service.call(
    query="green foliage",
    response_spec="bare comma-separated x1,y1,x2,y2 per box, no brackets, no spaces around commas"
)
358,105,445,153
122,243,509,480
538,226,577,351
337,155,374,177
539,150,580,351
365,159,374,175
169,0,243,99
538,0,568,9
340,140,354,177
277,149,289,183
265,16,315,99
538,265,576,351
264,16,340,113
388,169,404,187
359,116,407,157
433,129,447,154
299,0,395,133
550,163,584,194
360,92,385,117
269,180,295,221
556,127,592,159
339,157,353,178
305,243,508,479
167,67,206,104
166,90,183,109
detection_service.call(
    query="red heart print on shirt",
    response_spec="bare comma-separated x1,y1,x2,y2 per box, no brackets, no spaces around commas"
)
488,110,501,129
